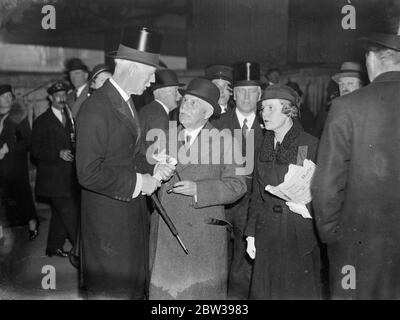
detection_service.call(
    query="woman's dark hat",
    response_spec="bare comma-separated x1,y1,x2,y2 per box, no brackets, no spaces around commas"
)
233,61,263,87
66,58,89,73
0,84,12,96
47,82,70,95
152,69,185,90
179,78,221,115
108,27,163,68
205,64,234,84
89,64,112,81
258,84,299,107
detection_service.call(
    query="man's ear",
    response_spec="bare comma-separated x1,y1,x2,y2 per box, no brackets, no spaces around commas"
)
257,87,262,101
204,104,214,119
48,95,54,103
84,72,89,81
233,87,238,101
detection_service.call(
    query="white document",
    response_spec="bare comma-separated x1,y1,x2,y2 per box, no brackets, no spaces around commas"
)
265,159,316,205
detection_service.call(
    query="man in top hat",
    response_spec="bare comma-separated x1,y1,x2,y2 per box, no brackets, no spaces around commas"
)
89,63,112,92
205,64,235,116
66,58,90,117
213,61,264,299
75,27,175,299
139,69,184,152
332,61,365,96
149,78,247,300
312,22,400,299
31,81,79,257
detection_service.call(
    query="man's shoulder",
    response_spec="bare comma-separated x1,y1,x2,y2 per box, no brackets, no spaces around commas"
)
139,100,163,117
298,130,319,147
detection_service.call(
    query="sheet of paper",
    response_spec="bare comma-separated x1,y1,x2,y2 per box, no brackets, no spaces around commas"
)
265,159,316,205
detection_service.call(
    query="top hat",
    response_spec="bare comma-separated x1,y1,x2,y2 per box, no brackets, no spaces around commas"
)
152,69,185,90
258,84,299,107
66,58,89,73
109,27,163,68
47,81,70,95
179,78,220,115
0,84,12,96
332,61,364,83
286,81,303,97
232,61,262,87
89,64,112,81
205,64,234,84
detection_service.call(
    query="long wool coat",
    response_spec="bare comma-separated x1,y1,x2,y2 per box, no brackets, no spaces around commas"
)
312,71,400,299
76,80,154,299
149,122,247,300
245,122,321,299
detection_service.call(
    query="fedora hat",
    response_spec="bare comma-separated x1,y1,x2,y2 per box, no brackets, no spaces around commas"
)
360,32,400,52
205,64,233,84
66,58,89,73
89,64,112,82
332,61,363,83
108,27,163,68
179,78,220,115
232,61,263,87
152,69,185,90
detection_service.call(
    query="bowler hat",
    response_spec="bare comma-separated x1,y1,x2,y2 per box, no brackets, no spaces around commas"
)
233,61,262,87
332,61,363,83
47,82,70,95
0,84,12,96
205,64,233,84
109,27,163,68
360,32,400,52
66,58,89,73
179,78,220,115
258,84,299,107
152,69,185,90
89,64,112,81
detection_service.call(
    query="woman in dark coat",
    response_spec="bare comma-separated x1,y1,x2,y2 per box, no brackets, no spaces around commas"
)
245,85,321,299
0,84,38,240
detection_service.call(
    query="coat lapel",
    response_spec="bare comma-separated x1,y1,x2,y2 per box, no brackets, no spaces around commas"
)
103,80,139,141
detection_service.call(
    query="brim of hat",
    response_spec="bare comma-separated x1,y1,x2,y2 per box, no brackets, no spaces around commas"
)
234,80,263,87
106,51,162,68
332,71,362,83
257,97,295,108
359,33,400,52
178,89,221,115
90,68,112,81
152,83,185,90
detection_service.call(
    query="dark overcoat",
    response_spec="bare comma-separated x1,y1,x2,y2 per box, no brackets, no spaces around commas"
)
139,100,170,152
312,71,400,299
149,122,247,300
246,122,321,299
31,107,78,198
213,109,264,299
76,79,154,299
67,84,90,118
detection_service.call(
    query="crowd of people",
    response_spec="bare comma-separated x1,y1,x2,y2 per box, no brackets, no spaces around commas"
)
1,24,400,300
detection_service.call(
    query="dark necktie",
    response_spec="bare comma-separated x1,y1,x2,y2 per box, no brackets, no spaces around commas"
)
242,118,248,156
185,134,191,148
61,109,67,126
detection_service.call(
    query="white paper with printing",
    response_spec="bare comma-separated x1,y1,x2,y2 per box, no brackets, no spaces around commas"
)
265,159,316,205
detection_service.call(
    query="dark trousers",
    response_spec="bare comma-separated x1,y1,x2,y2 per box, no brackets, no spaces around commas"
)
46,195,78,251
226,192,253,300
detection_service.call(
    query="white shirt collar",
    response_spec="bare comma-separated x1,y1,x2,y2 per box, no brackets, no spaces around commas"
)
76,83,87,98
220,104,227,114
155,99,170,115
183,126,203,147
235,108,256,129
109,77,130,102
51,107,64,124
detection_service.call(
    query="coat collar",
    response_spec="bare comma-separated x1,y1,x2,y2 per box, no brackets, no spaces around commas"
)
102,79,140,141
372,71,400,83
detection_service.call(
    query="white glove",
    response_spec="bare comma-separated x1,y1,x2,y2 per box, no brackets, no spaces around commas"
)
246,236,256,259
0,143,9,160
285,202,312,219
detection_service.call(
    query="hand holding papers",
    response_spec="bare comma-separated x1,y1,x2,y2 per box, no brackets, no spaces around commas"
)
265,159,316,219
153,151,177,182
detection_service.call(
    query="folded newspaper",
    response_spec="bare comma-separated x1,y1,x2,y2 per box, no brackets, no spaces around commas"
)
265,159,316,205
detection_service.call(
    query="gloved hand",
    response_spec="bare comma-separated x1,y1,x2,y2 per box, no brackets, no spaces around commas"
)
285,202,312,219
246,236,256,259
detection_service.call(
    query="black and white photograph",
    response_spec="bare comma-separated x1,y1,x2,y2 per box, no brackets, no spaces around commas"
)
1,0,400,308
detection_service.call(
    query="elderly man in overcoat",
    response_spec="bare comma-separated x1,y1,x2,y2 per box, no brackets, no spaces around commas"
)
149,78,247,300
76,27,174,299
312,28,400,299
